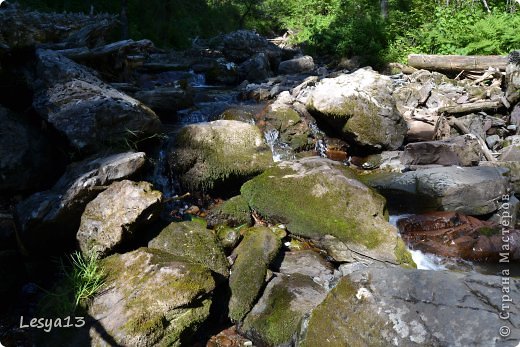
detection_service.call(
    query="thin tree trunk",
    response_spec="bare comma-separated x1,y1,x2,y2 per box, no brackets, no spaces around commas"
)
380,0,388,20
481,0,490,12
120,0,129,40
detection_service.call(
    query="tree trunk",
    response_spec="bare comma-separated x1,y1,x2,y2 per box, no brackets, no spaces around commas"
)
380,0,388,20
120,0,129,40
408,54,508,72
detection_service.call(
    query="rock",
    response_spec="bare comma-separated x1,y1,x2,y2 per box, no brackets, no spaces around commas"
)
480,161,520,194
400,134,483,166
207,195,252,228
506,62,520,104
486,134,501,149
223,30,282,67
196,58,239,85
298,265,520,346
0,250,24,295
239,273,328,346
148,221,229,278
216,226,242,251
278,56,315,75
238,53,271,82
397,211,520,261
262,105,313,152
510,104,520,127
365,166,511,215
278,250,336,289
228,227,282,322
15,151,146,254
87,248,215,346
240,157,414,266
32,49,162,153
0,105,62,193
133,87,194,116
77,180,162,258
168,120,273,192
0,6,116,49
306,68,406,150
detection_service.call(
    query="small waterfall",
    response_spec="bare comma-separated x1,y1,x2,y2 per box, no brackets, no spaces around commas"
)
151,149,176,199
309,122,327,158
264,128,295,162
188,70,207,87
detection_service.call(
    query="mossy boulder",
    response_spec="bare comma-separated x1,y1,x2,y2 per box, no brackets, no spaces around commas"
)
228,226,282,322
306,67,406,150
87,248,215,347
298,265,520,346
77,180,162,258
239,273,327,346
240,157,413,265
148,221,229,278
168,120,273,192
206,195,252,228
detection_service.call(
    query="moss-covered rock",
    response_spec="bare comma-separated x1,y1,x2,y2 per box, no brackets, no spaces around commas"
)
306,68,406,150
168,120,273,192
228,226,282,322
240,273,327,346
148,221,229,278
87,248,215,347
206,195,252,228
240,157,413,265
77,180,162,258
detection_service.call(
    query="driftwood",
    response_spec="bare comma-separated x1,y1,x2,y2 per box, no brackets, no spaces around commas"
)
438,100,503,114
408,54,508,72
58,39,155,61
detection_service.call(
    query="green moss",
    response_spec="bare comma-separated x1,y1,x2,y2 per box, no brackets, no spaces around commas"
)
478,226,501,237
228,227,282,322
207,195,252,228
394,237,416,268
240,164,390,250
148,221,229,277
300,277,390,347
266,108,301,132
344,110,384,146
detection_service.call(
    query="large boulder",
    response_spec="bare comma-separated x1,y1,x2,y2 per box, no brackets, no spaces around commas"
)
86,248,215,346
480,161,520,194
365,166,511,215
306,68,406,150
228,227,282,322
222,30,282,67
400,134,483,167
0,105,62,193
278,55,315,75
298,265,520,346
77,180,162,258
16,152,146,253
32,49,162,153
168,120,273,192
240,157,414,265
237,53,271,82
148,221,229,278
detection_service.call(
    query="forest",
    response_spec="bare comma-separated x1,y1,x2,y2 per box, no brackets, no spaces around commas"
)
16,0,520,66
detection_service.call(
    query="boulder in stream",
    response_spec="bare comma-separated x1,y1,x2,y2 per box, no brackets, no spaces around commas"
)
77,180,162,258
168,120,273,193
239,157,414,266
223,30,282,68
298,264,520,346
305,67,407,150
16,151,146,254
32,49,162,154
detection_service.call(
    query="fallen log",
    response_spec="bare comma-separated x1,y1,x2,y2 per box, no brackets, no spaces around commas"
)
438,100,503,114
408,54,508,72
57,39,155,61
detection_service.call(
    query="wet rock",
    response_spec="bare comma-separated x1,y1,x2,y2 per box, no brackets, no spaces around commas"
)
168,120,273,192
223,30,282,67
238,53,271,82
207,195,252,228
278,55,314,75
148,221,229,278
298,264,520,346
365,166,510,215
228,227,282,322
397,211,520,261
239,273,328,346
400,134,483,166
0,105,62,194
263,105,313,152
133,87,194,115
240,157,414,266
86,248,215,346
197,58,239,85
77,180,162,258
16,151,146,254
306,68,406,150
32,49,162,153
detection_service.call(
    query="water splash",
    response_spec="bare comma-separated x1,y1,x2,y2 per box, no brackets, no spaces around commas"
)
264,128,295,162
188,70,207,87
